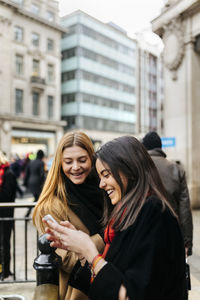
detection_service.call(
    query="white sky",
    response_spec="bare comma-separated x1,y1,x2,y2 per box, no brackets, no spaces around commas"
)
58,0,165,39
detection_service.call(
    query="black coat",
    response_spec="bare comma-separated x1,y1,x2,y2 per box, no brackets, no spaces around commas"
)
89,196,187,300
0,167,16,217
24,158,45,196
70,196,187,300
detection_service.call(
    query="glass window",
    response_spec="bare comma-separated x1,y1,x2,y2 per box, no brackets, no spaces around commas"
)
14,26,23,42
47,38,54,51
32,32,39,47
32,92,39,116
33,59,40,76
46,11,55,22
31,3,40,14
15,89,23,114
15,54,23,75
47,64,54,82
47,95,54,119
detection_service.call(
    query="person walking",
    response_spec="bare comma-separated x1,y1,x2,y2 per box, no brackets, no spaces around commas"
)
32,132,104,300
0,151,17,280
142,131,193,257
44,136,187,300
10,154,24,198
24,149,45,218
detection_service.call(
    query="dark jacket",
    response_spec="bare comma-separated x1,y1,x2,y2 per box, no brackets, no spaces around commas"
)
24,158,45,196
70,196,187,300
148,148,193,255
0,167,17,217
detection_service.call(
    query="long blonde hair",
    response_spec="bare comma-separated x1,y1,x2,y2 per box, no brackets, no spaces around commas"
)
32,131,94,229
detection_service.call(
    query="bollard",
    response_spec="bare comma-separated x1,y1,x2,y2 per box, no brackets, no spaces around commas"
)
33,233,61,300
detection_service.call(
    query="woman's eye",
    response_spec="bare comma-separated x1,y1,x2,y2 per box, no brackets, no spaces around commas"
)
104,173,110,178
79,160,87,163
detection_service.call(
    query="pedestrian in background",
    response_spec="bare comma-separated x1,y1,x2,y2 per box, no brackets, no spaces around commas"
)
44,136,187,300
10,154,24,198
24,149,45,218
0,151,17,280
33,132,104,300
142,131,193,257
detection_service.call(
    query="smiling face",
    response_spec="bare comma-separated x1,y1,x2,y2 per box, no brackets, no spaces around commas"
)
62,145,92,184
96,158,127,205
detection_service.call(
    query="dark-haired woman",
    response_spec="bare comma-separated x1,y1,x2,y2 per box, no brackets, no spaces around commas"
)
43,136,187,300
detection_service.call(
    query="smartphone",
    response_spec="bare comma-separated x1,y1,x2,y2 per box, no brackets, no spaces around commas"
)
43,214,58,224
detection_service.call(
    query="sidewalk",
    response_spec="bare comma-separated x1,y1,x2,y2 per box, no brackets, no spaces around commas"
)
0,209,200,299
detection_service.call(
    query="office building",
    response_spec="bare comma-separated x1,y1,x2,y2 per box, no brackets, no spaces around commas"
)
61,10,137,144
137,31,164,135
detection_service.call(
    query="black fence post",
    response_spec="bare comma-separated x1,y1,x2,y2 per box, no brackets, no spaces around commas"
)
33,233,61,300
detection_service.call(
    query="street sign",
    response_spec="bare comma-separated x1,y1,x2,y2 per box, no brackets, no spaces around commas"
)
161,137,176,148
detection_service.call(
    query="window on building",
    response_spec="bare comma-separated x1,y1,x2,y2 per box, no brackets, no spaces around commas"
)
47,39,54,51
32,92,39,116
61,70,76,82
61,48,76,60
32,59,40,76
31,3,40,14
15,54,23,75
47,64,54,82
46,10,55,22
47,38,54,51
32,32,39,47
47,95,54,119
14,26,23,42
15,89,23,114
62,93,76,104
64,116,76,128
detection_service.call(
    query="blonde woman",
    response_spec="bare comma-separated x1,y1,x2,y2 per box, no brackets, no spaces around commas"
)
32,132,104,300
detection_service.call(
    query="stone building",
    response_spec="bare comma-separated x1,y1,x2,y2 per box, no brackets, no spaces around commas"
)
0,0,65,157
152,0,200,207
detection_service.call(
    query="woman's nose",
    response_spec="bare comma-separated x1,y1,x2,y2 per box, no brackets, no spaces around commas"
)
99,178,106,189
72,161,80,170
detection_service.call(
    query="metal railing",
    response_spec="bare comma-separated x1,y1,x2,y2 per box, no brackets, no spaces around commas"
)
0,202,38,284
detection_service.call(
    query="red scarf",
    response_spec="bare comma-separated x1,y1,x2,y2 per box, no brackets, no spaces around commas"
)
102,219,115,258
0,162,10,187
102,208,126,258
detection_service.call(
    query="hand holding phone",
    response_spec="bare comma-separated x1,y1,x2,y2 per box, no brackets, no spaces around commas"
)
43,214,58,224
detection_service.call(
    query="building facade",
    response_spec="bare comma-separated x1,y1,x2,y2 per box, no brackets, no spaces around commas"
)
152,0,200,207
136,31,164,136
0,0,65,157
61,10,137,145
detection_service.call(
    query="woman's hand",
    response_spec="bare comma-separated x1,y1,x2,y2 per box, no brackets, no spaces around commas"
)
60,220,76,230
118,285,129,300
43,218,98,262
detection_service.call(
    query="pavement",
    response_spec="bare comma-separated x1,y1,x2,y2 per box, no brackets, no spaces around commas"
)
0,197,200,299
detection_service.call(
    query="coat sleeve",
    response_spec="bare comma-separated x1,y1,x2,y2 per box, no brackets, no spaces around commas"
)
177,165,193,255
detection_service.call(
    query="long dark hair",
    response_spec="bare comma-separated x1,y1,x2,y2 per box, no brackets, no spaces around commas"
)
96,136,175,231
